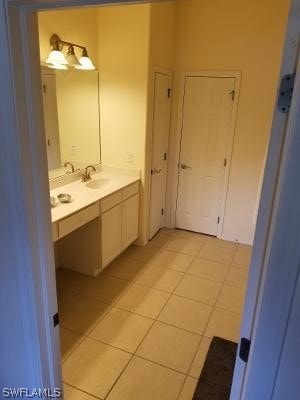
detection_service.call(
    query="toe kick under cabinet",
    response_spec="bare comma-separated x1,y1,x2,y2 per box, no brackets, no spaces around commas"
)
56,181,139,276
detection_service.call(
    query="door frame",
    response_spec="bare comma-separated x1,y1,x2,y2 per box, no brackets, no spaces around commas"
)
147,66,172,240
169,70,241,238
230,3,300,397
1,0,300,395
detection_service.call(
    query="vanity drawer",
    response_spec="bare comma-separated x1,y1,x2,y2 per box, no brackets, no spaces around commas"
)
122,182,139,200
58,203,99,238
52,222,59,242
100,191,122,213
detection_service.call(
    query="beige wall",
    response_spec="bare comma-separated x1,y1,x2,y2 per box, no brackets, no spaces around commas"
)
97,4,150,171
143,2,177,245
97,2,175,244
168,0,290,244
149,2,176,69
144,2,176,240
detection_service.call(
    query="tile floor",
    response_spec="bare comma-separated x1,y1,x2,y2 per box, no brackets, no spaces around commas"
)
57,228,252,400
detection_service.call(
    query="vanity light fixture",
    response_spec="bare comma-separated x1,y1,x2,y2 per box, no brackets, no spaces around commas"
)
65,45,80,67
46,34,95,70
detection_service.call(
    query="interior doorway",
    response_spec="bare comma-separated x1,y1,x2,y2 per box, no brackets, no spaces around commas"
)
175,73,239,236
2,0,299,397
149,70,172,239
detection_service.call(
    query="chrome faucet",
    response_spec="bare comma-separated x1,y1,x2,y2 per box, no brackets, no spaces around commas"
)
64,161,75,174
82,165,96,182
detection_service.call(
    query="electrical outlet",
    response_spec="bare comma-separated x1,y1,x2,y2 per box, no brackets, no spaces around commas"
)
71,145,77,156
126,152,134,163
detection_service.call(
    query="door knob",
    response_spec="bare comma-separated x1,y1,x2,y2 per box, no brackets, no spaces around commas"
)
181,164,191,170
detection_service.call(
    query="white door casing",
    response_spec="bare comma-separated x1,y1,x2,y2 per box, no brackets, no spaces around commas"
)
2,0,300,394
176,76,235,236
101,204,122,268
149,71,171,239
237,47,300,400
230,2,300,398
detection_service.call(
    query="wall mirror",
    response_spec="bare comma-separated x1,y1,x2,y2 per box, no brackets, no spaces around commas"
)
41,67,101,179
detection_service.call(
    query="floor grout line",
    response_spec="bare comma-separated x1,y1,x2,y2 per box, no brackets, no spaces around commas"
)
60,302,214,352
63,243,201,397
195,243,242,348
63,382,103,399
58,230,252,400
60,328,86,365
130,250,199,361
102,353,134,400
176,376,188,400
124,246,205,397
184,243,243,379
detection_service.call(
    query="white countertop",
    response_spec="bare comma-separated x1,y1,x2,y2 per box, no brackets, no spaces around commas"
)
50,169,140,223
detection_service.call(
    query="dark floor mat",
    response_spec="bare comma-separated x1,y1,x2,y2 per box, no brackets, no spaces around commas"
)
192,336,238,400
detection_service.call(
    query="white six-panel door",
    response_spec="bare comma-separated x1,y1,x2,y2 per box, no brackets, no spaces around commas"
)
149,71,171,239
176,76,235,236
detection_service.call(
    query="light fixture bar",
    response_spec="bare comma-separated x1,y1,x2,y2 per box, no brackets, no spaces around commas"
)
50,34,86,52
47,33,95,70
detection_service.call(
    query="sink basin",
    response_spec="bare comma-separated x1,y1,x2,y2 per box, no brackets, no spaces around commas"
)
86,178,112,190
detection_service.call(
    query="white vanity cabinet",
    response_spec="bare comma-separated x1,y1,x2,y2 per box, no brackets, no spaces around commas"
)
101,182,139,268
122,194,139,250
56,180,139,276
52,203,99,242
58,203,99,238
101,204,122,267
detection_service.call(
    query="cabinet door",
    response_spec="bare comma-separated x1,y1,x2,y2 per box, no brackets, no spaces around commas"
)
122,194,139,250
101,204,122,268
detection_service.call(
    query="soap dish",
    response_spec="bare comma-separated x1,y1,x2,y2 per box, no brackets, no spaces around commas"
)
50,196,57,208
57,193,72,203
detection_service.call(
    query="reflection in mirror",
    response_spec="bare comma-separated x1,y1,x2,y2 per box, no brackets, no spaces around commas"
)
41,67,101,179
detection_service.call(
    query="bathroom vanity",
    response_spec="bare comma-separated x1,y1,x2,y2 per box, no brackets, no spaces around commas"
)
42,67,141,276
50,167,140,276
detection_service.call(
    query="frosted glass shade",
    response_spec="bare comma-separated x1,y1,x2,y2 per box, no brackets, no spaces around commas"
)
76,56,95,70
48,63,68,70
46,50,68,65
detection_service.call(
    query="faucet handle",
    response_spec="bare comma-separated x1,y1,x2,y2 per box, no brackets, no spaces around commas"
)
86,165,96,172
64,161,75,173
82,165,96,182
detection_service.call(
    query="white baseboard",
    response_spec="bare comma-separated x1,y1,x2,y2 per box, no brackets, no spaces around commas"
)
219,232,253,246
